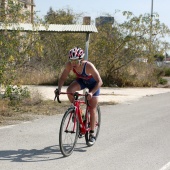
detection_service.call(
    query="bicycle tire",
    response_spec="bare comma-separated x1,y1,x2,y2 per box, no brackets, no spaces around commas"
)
85,104,101,146
59,107,79,157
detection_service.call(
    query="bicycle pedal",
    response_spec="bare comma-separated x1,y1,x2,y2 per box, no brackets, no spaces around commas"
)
78,133,85,138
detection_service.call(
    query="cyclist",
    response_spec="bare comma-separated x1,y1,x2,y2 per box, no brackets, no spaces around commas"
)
56,47,103,146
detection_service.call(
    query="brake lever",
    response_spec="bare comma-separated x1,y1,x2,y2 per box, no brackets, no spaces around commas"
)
54,89,61,103
73,92,79,100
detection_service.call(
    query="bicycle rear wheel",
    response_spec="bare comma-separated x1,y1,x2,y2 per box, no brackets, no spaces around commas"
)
85,105,101,146
59,107,79,157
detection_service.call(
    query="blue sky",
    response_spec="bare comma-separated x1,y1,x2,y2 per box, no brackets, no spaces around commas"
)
34,0,170,42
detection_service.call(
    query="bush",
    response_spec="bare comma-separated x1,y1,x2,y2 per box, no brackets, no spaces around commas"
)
158,78,168,85
3,85,30,106
164,67,170,76
110,63,160,87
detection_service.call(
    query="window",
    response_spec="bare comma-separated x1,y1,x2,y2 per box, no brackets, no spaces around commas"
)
24,3,27,8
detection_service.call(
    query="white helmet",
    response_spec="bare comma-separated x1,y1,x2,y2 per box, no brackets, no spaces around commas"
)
69,47,85,60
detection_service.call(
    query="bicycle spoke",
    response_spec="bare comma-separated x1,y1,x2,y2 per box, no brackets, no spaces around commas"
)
59,108,79,157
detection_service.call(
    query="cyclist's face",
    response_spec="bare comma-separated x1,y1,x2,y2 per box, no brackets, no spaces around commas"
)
70,59,81,67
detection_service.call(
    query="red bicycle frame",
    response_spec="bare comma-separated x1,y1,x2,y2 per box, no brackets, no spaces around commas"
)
56,92,91,135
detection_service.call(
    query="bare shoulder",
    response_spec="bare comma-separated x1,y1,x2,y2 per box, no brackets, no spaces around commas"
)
85,61,98,73
86,61,96,68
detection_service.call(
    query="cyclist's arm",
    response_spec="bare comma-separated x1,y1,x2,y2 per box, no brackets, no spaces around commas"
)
86,62,103,96
58,62,72,92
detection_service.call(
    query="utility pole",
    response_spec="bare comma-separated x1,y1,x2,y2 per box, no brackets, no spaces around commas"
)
164,42,168,65
150,0,154,53
83,17,91,61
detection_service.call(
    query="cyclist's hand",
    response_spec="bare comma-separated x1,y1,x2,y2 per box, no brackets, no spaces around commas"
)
54,88,60,101
87,92,93,100
54,88,60,95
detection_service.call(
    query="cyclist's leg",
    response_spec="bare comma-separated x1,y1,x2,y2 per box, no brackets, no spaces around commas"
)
67,81,81,103
88,87,100,131
89,96,99,132
67,79,85,103
87,96,99,145
87,87,100,145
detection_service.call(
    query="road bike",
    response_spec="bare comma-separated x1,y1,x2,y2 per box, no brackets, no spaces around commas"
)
54,90,101,157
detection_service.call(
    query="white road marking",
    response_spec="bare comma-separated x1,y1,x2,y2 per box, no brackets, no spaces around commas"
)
0,121,31,130
0,125,15,129
160,162,170,170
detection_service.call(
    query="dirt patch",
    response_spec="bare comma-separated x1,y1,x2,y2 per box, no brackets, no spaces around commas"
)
0,100,70,126
0,99,116,127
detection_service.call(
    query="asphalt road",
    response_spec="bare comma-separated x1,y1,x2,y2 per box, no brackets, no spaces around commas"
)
1,92,170,170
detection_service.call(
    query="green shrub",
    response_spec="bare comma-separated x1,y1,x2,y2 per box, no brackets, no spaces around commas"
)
3,85,30,106
164,67,170,76
158,78,168,85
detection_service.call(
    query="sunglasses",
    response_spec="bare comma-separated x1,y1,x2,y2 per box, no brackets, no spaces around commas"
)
69,59,81,64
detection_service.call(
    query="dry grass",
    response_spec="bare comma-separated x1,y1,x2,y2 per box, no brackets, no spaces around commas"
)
0,99,70,126
0,88,71,126
14,68,58,85
0,93,116,127
122,63,159,87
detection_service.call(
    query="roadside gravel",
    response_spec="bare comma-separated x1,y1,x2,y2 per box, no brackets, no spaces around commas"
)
27,85,170,104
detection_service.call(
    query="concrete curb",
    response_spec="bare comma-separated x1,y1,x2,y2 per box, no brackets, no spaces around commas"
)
26,85,170,104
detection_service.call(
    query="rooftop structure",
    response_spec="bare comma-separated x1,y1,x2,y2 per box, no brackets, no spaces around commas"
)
95,16,114,26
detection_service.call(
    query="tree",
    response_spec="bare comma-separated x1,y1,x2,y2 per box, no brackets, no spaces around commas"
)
89,11,170,86
44,7,75,24
0,1,43,86
154,54,164,61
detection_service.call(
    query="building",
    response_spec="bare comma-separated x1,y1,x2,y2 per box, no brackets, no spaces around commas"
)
0,0,35,23
95,16,114,26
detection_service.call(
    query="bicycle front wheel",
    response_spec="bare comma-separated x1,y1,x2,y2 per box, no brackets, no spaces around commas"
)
59,107,79,157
